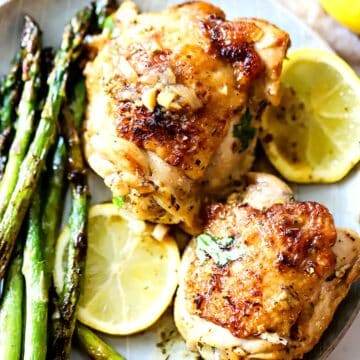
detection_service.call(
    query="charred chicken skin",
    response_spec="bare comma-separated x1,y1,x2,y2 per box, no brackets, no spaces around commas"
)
84,1,290,232
174,173,360,359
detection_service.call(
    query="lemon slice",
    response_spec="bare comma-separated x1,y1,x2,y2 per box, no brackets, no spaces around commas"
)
54,203,180,335
320,0,360,34
260,48,360,183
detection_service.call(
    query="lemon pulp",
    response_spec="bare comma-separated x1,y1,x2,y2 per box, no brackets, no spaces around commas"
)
261,48,360,183
54,203,180,335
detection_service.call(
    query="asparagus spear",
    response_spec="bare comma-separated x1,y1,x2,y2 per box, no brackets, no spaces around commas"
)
0,54,22,177
0,54,22,130
22,186,48,360
0,39,26,360
68,78,86,132
75,323,126,360
0,15,42,219
0,240,24,359
39,49,65,276
0,6,93,278
44,0,116,277
49,3,119,355
43,136,68,279
22,139,67,360
51,80,89,359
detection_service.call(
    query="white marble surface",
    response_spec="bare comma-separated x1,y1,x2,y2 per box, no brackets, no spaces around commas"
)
0,0,359,359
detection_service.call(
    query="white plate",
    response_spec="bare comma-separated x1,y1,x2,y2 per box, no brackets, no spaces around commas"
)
0,0,359,359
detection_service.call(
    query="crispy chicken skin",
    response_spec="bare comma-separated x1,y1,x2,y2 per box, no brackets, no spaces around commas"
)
84,1,289,232
174,173,360,359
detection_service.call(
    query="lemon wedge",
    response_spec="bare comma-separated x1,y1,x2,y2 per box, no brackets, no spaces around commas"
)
260,48,360,183
320,0,360,34
54,203,180,335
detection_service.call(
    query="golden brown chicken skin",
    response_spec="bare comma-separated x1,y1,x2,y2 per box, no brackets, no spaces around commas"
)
84,1,290,232
175,173,360,359
188,201,336,339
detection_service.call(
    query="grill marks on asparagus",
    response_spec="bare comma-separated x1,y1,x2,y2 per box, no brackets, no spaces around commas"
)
49,1,118,348
0,6,93,279
43,136,68,280
0,53,22,133
50,79,89,359
0,53,22,177
20,137,68,360
0,16,42,219
0,2,125,359
0,17,41,359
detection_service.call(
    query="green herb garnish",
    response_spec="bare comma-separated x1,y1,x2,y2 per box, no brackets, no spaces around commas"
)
196,233,246,266
233,108,256,151
112,195,126,209
103,16,115,35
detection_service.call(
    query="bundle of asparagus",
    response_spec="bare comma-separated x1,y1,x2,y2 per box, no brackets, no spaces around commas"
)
0,1,124,359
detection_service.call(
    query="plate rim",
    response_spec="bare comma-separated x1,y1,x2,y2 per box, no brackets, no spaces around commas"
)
0,1,358,360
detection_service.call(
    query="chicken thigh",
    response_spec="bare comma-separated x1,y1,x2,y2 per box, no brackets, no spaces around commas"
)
84,1,289,232
174,172,360,359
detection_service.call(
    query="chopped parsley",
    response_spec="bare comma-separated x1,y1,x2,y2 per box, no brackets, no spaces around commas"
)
233,108,256,151
196,233,246,266
112,195,127,209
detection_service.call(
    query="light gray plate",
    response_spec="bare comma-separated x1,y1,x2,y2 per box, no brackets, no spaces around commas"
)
0,0,359,359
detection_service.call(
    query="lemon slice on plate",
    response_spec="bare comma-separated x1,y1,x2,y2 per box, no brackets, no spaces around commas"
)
260,48,360,183
320,0,360,34
54,203,180,335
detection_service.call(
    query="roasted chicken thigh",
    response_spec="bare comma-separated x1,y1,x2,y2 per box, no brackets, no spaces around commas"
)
84,1,289,232
174,173,360,359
